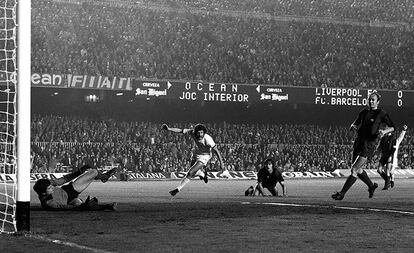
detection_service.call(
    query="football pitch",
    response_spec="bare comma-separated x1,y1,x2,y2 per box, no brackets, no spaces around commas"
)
2,178,414,252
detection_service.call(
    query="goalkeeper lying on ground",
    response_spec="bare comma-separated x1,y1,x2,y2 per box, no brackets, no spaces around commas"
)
33,165,117,211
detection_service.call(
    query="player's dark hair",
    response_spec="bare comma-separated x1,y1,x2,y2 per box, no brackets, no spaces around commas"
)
194,124,207,134
263,158,275,167
33,179,51,195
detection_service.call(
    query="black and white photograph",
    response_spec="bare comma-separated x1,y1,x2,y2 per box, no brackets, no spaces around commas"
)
1,0,414,252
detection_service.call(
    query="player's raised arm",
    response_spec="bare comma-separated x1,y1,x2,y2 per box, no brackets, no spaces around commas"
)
396,125,408,145
162,124,190,134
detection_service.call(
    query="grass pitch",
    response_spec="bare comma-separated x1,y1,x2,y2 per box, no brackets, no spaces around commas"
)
2,178,414,252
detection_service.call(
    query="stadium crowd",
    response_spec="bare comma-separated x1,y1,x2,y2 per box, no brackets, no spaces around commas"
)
30,115,413,174
28,0,414,173
32,0,413,89
142,0,414,23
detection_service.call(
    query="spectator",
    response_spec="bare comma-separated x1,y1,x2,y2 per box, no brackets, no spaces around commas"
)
30,115,414,173
32,0,414,90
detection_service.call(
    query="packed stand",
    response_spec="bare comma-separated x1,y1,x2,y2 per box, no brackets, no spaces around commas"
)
143,0,414,23
32,0,413,89
30,115,414,173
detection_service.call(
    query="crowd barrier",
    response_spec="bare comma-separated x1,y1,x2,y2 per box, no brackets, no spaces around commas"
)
2,169,414,182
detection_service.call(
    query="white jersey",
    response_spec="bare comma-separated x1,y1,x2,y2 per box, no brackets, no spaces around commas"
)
183,129,216,156
392,130,406,169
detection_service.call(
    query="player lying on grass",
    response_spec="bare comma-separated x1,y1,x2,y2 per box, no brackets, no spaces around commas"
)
245,158,286,197
162,123,231,196
33,165,118,211
377,125,407,190
332,92,394,200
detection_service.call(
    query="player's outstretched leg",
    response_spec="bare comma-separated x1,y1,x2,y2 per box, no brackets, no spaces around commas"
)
169,176,191,196
196,169,208,183
385,164,392,190
382,176,390,190
382,164,392,190
377,168,388,190
332,175,357,200
169,188,180,196
203,172,208,183
170,162,204,196
72,169,99,193
333,156,367,200
97,167,118,183
368,183,378,198
389,166,395,188
358,171,377,198
61,164,94,183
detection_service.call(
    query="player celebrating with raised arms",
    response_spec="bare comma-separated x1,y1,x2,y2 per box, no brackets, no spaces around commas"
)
162,123,230,196
332,92,395,200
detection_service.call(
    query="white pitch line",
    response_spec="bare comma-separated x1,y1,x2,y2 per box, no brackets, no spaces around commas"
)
241,202,414,215
26,234,115,253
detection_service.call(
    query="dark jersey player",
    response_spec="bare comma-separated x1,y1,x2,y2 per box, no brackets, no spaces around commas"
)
332,92,395,200
33,165,117,211
377,132,395,190
254,158,286,197
377,125,408,190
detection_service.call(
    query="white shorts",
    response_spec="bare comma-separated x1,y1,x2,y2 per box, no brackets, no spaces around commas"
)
194,154,211,166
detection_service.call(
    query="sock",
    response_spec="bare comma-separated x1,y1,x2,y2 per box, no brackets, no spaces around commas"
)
378,172,387,181
63,170,84,182
195,169,205,178
385,175,390,186
340,175,357,194
78,164,93,173
94,170,108,180
357,171,374,188
177,178,190,191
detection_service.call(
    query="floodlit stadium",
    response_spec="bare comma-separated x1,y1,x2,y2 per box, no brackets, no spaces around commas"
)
1,0,414,252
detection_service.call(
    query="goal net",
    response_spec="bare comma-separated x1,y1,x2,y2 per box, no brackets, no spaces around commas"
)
0,0,17,234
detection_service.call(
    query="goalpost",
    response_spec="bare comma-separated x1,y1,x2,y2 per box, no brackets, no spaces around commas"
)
0,0,31,233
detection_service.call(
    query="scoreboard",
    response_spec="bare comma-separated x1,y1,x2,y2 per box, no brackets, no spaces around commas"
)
134,80,414,107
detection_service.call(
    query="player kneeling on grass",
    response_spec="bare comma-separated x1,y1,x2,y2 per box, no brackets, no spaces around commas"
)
33,165,117,211
162,123,231,196
245,158,286,197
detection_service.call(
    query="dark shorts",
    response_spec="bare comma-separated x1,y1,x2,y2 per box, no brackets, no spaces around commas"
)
262,182,277,189
262,185,278,196
61,183,80,204
379,144,395,166
352,137,376,161
379,153,393,166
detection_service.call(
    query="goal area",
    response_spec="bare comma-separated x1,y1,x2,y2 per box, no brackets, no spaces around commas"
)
0,0,31,234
